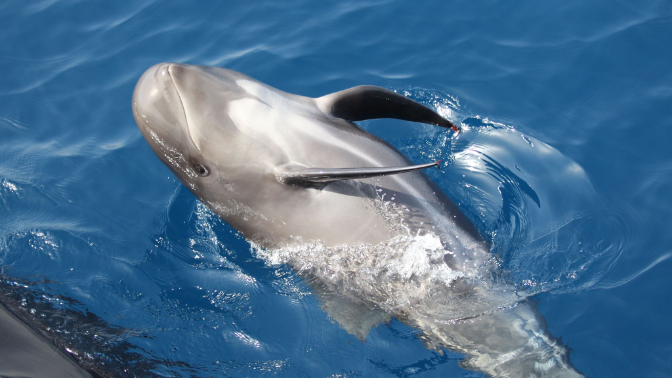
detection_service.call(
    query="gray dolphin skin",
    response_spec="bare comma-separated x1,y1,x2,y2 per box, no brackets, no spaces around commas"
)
133,63,583,377
0,303,91,378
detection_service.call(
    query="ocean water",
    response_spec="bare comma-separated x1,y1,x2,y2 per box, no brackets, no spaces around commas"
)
1,0,671,377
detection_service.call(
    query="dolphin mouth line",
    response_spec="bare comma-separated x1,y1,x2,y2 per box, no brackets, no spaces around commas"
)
166,64,200,151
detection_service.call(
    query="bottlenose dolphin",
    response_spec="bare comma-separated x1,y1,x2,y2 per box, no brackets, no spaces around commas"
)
133,63,583,377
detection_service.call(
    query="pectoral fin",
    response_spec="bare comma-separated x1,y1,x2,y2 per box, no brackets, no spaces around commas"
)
316,86,460,133
277,160,441,188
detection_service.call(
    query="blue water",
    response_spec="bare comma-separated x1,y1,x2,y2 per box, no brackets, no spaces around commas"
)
1,0,671,377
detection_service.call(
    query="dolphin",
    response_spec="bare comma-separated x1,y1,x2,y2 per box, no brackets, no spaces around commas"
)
133,63,583,377
0,302,91,378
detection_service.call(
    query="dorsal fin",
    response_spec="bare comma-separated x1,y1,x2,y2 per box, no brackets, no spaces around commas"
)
276,160,441,189
316,86,460,132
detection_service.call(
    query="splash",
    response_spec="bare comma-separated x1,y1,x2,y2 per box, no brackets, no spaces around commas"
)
362,89,605,298
252,232,521,330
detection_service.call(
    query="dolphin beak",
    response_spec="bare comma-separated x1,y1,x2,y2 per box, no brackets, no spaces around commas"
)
165,64,199,150
132,63,196,152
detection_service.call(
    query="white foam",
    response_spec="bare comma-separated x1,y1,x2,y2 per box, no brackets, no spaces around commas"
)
252,232,518,324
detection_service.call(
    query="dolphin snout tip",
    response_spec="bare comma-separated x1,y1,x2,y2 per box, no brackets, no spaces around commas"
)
141,62,185,80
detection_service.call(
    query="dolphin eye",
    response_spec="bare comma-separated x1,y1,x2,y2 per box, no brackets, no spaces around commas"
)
193,163,209,177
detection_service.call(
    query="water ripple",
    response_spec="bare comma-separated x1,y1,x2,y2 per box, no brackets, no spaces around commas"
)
0,0,670,375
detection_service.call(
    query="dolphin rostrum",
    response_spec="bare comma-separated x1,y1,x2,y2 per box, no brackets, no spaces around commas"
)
133,63,583,377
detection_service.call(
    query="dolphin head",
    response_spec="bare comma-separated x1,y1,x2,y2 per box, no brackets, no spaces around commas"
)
133,63,209,185
132,63,254,192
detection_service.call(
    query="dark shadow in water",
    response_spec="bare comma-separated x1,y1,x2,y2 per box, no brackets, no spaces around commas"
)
482,153,540,210
479,152,541,262
0,272,198,378
461,117,490,128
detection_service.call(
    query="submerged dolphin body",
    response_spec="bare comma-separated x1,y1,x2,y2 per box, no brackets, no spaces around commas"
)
133,63,583,377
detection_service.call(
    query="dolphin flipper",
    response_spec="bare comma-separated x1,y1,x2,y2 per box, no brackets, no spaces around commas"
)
316,86,460,132
277,160,441,187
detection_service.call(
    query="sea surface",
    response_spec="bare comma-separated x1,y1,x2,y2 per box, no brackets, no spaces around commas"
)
1,0,671,377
